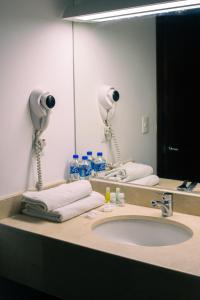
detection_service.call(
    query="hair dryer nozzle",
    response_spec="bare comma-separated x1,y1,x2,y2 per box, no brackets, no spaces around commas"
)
98,85,120,111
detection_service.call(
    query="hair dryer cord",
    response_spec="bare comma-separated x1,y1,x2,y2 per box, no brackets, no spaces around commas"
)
107,122,121,164
34,131,43,191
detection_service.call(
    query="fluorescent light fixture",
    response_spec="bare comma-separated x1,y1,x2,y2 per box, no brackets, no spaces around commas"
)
94,3,200,22
67,0,200,22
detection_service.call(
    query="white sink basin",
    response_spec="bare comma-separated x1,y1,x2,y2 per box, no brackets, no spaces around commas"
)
92,216,193,247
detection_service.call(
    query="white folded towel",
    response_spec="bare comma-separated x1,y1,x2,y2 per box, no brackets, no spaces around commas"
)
22,180,92,211
104,162,153,183
22,191,105,223
128,175,159,186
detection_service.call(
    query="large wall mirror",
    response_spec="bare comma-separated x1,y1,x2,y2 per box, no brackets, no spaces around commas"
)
73,8,200,193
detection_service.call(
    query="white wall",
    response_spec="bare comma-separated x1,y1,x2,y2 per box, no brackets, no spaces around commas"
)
74,18,157,171
0,2,157,197
0,0,74,197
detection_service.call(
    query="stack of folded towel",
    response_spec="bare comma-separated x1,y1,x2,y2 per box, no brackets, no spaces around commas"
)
22,180,104,223
104,162,159,186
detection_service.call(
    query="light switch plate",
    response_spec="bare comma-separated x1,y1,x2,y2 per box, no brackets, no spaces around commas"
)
142,115,149,134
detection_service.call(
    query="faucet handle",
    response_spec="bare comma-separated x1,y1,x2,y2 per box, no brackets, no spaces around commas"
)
162,192,173,202
151,200,158,207
155,191,173,200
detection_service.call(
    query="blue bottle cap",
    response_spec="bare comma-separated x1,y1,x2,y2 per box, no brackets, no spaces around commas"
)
73,154,79,159
87,151,92,155
97,152,103,156
82,156,88,160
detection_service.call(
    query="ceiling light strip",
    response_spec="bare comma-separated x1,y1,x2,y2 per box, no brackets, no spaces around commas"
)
75,0,200,22
92,4,200,22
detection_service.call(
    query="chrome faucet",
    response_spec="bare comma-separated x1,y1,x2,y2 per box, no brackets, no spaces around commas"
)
151,192,173,217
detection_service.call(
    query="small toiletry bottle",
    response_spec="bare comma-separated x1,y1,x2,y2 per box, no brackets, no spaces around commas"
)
116,187,120,205
105,187,111,204
118,192,125,207
110,192,116,204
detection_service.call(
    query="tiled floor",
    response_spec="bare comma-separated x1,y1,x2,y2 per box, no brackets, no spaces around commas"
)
0,276,61,300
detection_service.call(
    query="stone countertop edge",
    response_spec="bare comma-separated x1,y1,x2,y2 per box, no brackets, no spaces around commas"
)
1,203,200,278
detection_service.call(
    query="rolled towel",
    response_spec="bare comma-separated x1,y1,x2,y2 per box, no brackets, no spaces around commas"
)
22,180,92,212
129,175,160,186
22,191,105,223
104,162,153,183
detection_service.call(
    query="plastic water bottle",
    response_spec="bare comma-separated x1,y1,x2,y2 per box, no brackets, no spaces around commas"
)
79,156,91,180
69,154,80,181
94,152,106,176
87,151,95,176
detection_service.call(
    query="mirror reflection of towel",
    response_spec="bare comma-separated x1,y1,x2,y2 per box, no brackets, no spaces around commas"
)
104,162,153,182
129,175,159,186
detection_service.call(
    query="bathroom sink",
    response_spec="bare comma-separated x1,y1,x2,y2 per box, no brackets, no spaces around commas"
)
92,216,193,247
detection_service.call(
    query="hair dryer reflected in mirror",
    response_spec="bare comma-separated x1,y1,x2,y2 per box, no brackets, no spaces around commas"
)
98,85,120,125
98,85,121,166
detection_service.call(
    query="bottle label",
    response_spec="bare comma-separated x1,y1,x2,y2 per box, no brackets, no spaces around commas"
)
94,162,106,172
91,161,95,170
79,167,85,177
79,165,91,177
85,166,91,177
70,166,79,174
99,162,106,171
88,160,95,171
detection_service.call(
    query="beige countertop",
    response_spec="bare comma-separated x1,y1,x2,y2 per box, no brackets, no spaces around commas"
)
1,204,200,277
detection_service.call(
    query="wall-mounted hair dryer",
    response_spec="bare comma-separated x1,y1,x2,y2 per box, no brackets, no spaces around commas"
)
98,85,120,125
29,89,56,191
29,89,56,133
